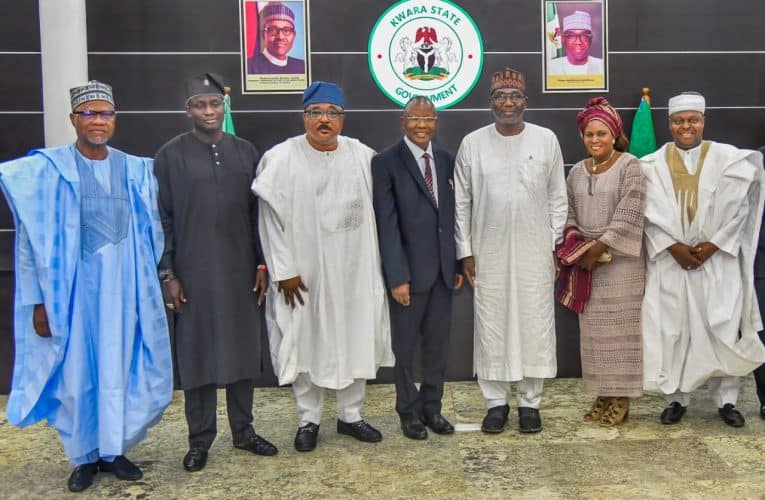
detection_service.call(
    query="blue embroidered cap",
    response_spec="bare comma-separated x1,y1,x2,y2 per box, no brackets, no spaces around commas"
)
302,81,345,109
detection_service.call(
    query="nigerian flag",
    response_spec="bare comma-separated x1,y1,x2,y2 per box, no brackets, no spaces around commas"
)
545,3,564,59
628,97,657,158
223,93,236,135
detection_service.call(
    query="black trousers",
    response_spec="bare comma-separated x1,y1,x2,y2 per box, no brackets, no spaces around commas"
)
754,279,765,405
389,277,452,419
184,378,254,451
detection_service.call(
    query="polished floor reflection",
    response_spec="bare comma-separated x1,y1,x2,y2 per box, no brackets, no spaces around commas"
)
1,377,764,498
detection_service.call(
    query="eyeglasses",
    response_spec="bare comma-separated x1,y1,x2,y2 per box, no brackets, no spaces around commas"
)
563,32,593,42
490,92,526,104
264,26,295,36
304,109,344,120
72,110,116,121
404,116,438,123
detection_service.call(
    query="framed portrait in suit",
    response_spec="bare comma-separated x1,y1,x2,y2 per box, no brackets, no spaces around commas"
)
240,0,311,94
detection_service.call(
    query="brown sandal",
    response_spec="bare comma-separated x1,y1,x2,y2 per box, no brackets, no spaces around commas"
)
583,397,610,422
599,397,629,427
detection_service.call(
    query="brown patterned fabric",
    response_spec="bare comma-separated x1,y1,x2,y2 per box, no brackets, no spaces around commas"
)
667,141,711,232
565,153,647,397
490,67,526,93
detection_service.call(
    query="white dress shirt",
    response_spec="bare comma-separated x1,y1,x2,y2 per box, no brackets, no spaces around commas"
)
403,135,438,205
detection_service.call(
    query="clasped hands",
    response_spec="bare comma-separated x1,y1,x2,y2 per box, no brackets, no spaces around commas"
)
667,241,718,270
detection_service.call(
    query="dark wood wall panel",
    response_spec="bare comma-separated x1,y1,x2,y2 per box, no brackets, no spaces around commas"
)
0,1,40,51
609,1,765,51
0,273,13,393
0,56,42,111
86,1,241,52
0,0,763,392
0,114,44,162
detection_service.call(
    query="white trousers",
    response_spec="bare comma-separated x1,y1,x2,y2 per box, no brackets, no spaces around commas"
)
478,377,544,409
666,376,740,408
292,373,366,427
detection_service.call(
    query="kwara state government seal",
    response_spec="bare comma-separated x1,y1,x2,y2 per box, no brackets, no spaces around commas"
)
368,0,483,109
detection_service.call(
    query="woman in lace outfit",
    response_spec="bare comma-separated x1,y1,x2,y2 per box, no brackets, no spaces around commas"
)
564,97,647,426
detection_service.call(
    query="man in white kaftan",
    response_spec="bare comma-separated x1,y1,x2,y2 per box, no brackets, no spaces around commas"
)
455,68,567,433
642,92,765,427
252,82,393,451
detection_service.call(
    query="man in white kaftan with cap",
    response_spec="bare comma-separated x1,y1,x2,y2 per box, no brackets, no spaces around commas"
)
455,68,567,434
252,81,393,452
642,91,765,427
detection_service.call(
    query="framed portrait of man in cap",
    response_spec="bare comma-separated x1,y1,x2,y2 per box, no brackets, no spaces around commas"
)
542,0,608,92
240,0,311,93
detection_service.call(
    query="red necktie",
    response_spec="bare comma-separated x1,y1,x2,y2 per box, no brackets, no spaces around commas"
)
423,152,437,206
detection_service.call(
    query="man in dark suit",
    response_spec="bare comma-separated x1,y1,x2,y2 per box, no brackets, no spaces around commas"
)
754,144,765,420
372,96,463,439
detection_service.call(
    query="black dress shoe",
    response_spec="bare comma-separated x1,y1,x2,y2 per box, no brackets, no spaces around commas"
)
400,416,427,440
182,448,208,472
718,403,745,427
68,463,98,492
481,404,510,433
294,422,320,452
518,407,542,433
660,402,687,425
337,419,383,442
422,413,455,435
97,455,142,480
234,433,279,456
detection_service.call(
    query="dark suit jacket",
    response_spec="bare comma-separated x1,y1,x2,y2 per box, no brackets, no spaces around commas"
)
755,145,765,278
372,139,458,293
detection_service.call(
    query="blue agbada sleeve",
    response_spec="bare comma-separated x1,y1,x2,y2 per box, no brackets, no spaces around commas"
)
0,147,81,426
0,146,171,432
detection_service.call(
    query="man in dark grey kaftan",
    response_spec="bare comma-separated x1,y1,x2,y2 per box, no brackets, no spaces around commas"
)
154,73,277,472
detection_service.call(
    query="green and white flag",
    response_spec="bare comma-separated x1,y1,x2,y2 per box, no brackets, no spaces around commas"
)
223,94,236,136
545,3,564,60
628,98,658,158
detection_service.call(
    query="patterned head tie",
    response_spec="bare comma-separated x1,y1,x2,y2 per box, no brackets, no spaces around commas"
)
69,80,114,110
576,96,623,138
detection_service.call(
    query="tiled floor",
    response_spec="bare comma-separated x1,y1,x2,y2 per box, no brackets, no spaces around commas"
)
1,377,764,499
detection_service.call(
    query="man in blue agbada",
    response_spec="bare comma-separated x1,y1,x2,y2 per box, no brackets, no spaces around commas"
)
0,81,172,493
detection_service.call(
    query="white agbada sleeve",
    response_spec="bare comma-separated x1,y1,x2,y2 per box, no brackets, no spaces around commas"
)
252,153,298,282
546,136,568,246
454,138,473,260
707,164,752,257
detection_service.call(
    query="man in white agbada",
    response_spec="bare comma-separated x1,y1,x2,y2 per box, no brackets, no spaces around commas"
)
455,67,567,434
547,10,604,76
251,81,393,451
641,91,765,427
